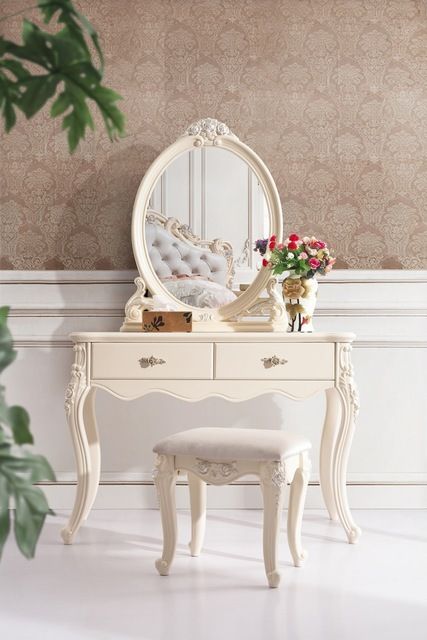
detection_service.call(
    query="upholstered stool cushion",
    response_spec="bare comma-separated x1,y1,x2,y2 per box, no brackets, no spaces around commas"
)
153,427,311,462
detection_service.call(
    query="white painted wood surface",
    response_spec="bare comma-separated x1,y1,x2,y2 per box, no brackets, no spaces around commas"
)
1,270,427,508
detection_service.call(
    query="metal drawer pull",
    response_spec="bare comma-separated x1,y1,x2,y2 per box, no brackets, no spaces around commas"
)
139,356,166,368
261,355,288,368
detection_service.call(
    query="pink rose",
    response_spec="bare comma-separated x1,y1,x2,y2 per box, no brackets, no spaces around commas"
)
299,252,308,259
310,240,326,250
308,257,321,269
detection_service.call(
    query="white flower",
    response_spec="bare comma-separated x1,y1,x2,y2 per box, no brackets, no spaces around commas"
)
287,252,294,259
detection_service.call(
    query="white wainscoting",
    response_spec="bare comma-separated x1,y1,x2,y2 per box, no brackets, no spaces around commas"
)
1,270,427,509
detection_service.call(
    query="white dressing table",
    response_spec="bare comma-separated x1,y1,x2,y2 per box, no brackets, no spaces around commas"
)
62,330,361,545
62,118,361,547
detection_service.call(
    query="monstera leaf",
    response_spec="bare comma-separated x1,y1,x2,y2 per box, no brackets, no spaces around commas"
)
0,0,125,151
0,307,55,559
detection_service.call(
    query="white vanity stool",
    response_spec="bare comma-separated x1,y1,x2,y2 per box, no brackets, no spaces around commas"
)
153,427,312,588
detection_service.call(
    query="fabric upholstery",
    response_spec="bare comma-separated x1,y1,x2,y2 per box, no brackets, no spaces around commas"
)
153,427,311,462
145,222,228,286
163,279,236,308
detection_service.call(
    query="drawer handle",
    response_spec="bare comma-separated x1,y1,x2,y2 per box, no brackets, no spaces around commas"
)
139,356,166,368
261,355,288,368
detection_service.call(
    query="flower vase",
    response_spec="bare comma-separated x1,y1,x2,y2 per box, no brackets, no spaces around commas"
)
282,276,318,333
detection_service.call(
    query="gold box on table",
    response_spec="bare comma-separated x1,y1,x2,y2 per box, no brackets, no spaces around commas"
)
142,311,193,333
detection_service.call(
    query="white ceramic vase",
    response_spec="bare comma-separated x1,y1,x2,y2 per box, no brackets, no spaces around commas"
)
282,276,318,333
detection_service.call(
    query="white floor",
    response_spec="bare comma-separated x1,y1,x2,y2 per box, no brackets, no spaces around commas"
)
1,509,426,640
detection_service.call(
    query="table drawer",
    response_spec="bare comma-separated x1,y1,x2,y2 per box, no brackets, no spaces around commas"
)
92,343,213,379
215,343,334,380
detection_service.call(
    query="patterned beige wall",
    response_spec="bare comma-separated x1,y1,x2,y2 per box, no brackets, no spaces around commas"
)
1,0,427,270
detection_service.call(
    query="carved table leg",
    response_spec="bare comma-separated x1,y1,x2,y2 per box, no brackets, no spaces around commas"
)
332,344,362,544
81,387,100,521
320,387,341,521
188,471,206,557
287,452,310,567
259,461,286,588
61,345,100,545
154,455,178,576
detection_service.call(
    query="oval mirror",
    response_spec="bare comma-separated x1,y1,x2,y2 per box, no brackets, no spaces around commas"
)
127,118,285,330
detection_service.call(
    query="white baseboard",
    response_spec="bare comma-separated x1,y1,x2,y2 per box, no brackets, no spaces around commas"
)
41,482,427,511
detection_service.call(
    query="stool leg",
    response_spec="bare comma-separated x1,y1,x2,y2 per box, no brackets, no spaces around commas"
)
287,452,310,567
260,461,287,588
188,472,206,557
153,455,177,576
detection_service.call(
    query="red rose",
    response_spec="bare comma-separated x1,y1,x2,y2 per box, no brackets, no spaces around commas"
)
262,258,269,267
269,240,276,250
288,241,298,250
308,257,321,269
289,233,299,242
270,235,276,241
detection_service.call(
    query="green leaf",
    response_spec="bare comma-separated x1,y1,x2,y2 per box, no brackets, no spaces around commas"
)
50,90,70,117
0,58,30,81
21,19,57,68
0,448,55,482
0,4,124,150
57,61,123,151
3,98,16,132
0,307,16,374
24,453,56,483
13,485,50,558
0,476,11,558
7,406,32,445
19,74,60,118
38,0,104,71
0,308,54,560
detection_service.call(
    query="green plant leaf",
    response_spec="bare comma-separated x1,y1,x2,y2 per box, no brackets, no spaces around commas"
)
7,406,33,445
0,3,124,151
0,308,54,561
0,307,16,374
56,62,124,151
50,90,70,116
0,449,55,483
0,476,11,558
38,0,104,71
0,58,30,81
13,485,50,558
19,74,60,118
25,453,56,483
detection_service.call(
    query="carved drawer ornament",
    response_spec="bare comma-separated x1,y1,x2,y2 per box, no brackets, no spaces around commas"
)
139,355,166,368
194,458,238,481
261,355,288,368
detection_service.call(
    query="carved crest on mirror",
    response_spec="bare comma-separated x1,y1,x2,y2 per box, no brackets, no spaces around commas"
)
122,118,286,332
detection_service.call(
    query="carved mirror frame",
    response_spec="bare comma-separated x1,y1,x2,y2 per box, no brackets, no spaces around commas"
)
122,118,286,332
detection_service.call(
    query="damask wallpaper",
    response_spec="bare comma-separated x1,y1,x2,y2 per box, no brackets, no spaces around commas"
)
1,0,427,269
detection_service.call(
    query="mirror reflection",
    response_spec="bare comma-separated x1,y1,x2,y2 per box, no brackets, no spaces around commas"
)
145,147,270,308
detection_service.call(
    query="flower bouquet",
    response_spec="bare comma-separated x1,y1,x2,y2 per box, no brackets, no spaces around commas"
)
254,233,336,332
